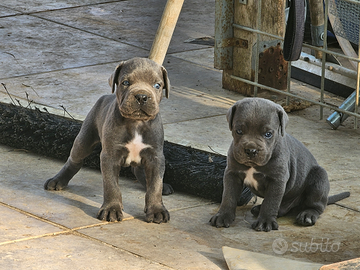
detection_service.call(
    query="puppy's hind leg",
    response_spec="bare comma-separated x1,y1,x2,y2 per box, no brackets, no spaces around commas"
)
44,122,100,191
296,166,329,226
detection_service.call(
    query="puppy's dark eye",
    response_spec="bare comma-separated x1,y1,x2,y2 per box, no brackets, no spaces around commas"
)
122,80,130,86
154,83,161,89
264,132,273,139
236,129,243,135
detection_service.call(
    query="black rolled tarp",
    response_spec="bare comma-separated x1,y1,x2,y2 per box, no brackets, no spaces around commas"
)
0,102,252,204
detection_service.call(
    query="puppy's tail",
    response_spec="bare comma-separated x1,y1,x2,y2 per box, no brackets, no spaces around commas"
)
327,192,350,205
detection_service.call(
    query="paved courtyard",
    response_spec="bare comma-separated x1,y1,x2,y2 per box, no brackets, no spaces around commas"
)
0,0,359,269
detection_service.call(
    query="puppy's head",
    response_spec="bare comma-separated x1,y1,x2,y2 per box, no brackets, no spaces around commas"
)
227,98,288,167
108,57,170,121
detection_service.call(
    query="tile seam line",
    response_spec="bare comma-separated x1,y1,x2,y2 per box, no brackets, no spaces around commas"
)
0,200,135,245
0,201,175,269
0,61,137,81
163,113,227,125
168,202,216,212
0,201,116,238
332,203,360,213
0,202,147,259
0,53,207,80
0,200,138,233
168,53,221,73
0,94,229,126
0,1,125,18
99,202,217,222
28,13,149,51
0,229,176,270
0,230,71,246
69,229,177,270
0,199,216,231
0,201,70,231
2,13,214,61
27,13,214,58
0,5,22,17
0,199,216,234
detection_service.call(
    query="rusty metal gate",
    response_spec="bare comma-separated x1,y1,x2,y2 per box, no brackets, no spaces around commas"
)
214,0,360,129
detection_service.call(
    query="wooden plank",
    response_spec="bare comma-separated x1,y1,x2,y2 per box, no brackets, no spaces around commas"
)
149,0,184,65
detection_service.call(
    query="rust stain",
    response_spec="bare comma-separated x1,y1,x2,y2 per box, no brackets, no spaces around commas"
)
258,43,288,90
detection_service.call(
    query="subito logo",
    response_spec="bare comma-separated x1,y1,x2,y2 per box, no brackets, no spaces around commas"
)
272,238,288,255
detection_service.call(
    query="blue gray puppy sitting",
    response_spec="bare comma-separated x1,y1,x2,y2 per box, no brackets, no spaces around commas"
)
210,98,349,231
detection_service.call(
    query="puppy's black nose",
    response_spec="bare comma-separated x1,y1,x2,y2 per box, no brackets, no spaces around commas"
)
245,148,258,158
135,94,148,105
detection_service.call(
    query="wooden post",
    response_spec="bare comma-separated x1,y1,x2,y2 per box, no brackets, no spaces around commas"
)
309,0,325,59
149,0,184,65
214,0,234,70
220,0,286,96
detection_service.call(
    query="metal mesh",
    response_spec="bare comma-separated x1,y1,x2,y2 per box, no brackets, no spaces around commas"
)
329,0,360,45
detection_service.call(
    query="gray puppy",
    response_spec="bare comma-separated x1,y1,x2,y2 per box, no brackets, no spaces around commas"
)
210,98,349,231
45,58,172,224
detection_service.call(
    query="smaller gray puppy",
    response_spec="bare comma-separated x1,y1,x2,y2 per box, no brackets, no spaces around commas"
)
45,58,171,224
210,98,349,231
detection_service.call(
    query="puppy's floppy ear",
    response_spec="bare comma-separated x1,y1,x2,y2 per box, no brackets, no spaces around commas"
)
108,61,125,93
161,66,170,98
226,104,237,131
276,104,289,136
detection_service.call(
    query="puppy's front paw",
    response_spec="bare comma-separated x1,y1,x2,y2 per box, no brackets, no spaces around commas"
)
44,177,68,191
144,205,170,224
97,202,124,222
209,212,235,228
296,209,319,226
252,216,278,232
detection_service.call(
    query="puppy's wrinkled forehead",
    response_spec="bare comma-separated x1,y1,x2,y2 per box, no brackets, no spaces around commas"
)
236,102,278,128
119,59,163,84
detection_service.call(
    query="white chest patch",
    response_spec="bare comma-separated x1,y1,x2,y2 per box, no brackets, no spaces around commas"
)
124,132,151,166
244,167,259,191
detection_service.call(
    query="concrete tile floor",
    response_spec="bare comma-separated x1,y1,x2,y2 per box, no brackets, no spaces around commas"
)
0,0,359,269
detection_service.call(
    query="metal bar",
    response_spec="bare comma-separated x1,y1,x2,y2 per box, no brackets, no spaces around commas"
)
305,43,360,62
233,23,282,39
327,91,359,129
320,0,330,119
230,74,360,118
286,60,291,106
233,23,360,63
340,0,360,4
253,0,263,97
298,52,358,79
356,18,360,129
